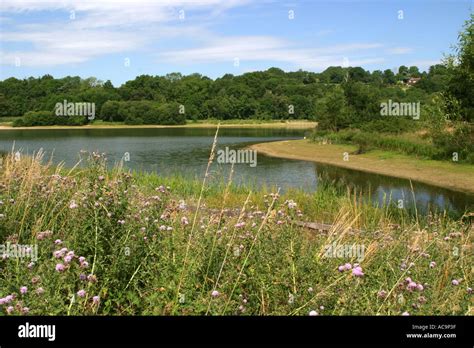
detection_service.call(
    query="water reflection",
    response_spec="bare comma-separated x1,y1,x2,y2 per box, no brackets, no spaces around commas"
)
0,127,472,215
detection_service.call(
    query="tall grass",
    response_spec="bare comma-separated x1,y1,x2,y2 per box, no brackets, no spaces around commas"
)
311,129,441,159
0,149,471,315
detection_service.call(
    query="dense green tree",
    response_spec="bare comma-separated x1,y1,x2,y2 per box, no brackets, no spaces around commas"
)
383,69,397,84
316,86,350,131
445,13,474,122
408,66,421,78
397,65,409,81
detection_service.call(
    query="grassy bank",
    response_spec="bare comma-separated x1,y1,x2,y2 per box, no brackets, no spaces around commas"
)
0,119,316,130
250,140,474,194
0,150,472,315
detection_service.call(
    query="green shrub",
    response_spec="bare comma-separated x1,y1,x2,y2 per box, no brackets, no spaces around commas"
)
431,123,474,163
103,101,186,125
359,117,418,134
12,110,89,127
100,101,122,121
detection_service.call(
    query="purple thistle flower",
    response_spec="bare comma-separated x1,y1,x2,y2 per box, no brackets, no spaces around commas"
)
6,306,14,314
452,279,459,286
80,261,89,269
211,290,220,298
352,266,364,277
5,295,13,303
20,286,27,294
92,296,100,304
407,282,418,291
344,263,352,270
77,289,86,298
55,263,66,272
338,265,345,272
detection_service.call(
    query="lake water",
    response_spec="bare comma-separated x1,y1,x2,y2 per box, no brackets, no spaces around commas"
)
0,127,472,216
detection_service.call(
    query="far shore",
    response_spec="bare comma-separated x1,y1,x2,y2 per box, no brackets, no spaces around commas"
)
249,139,474,194
0,120,316,131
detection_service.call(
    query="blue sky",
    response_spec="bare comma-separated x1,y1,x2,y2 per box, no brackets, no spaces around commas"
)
0,0,472,86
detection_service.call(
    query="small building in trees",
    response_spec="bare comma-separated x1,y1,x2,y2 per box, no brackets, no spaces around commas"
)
405,77,421,86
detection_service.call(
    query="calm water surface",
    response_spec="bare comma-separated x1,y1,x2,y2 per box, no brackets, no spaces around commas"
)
0,127,472,215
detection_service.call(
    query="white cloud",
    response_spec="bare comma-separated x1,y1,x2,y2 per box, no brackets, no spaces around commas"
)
0,0,251,28
386,47,413,55
1,29,147,67
0,0,248,67
158,37,384,70
0,0,396,71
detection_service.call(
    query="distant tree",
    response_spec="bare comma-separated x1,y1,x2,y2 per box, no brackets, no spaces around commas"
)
316,86,350,131
408,66,421,78
383,69,396,84
397,66,409,81
445,13,474,122
100,101,122,121
370,70,384,84
103,80,114,89
320,66,347,83
348,67,370,82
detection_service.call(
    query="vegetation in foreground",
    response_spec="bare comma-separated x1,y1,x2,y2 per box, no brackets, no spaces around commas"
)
0,150,472,315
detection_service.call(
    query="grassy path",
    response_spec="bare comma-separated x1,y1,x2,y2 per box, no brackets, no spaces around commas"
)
250,139,474,194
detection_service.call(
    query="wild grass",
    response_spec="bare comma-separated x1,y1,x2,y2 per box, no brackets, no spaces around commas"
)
311,129,440,159
0,146,472,316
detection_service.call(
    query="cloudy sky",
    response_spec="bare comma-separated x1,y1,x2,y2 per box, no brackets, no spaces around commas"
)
0,0,472,85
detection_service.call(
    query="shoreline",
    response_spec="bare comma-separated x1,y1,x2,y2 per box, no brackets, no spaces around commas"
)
249,139,474,195
0,120,316,131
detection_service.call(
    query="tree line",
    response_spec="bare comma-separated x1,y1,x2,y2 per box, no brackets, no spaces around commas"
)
0,63,454,126
0,14,472,129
